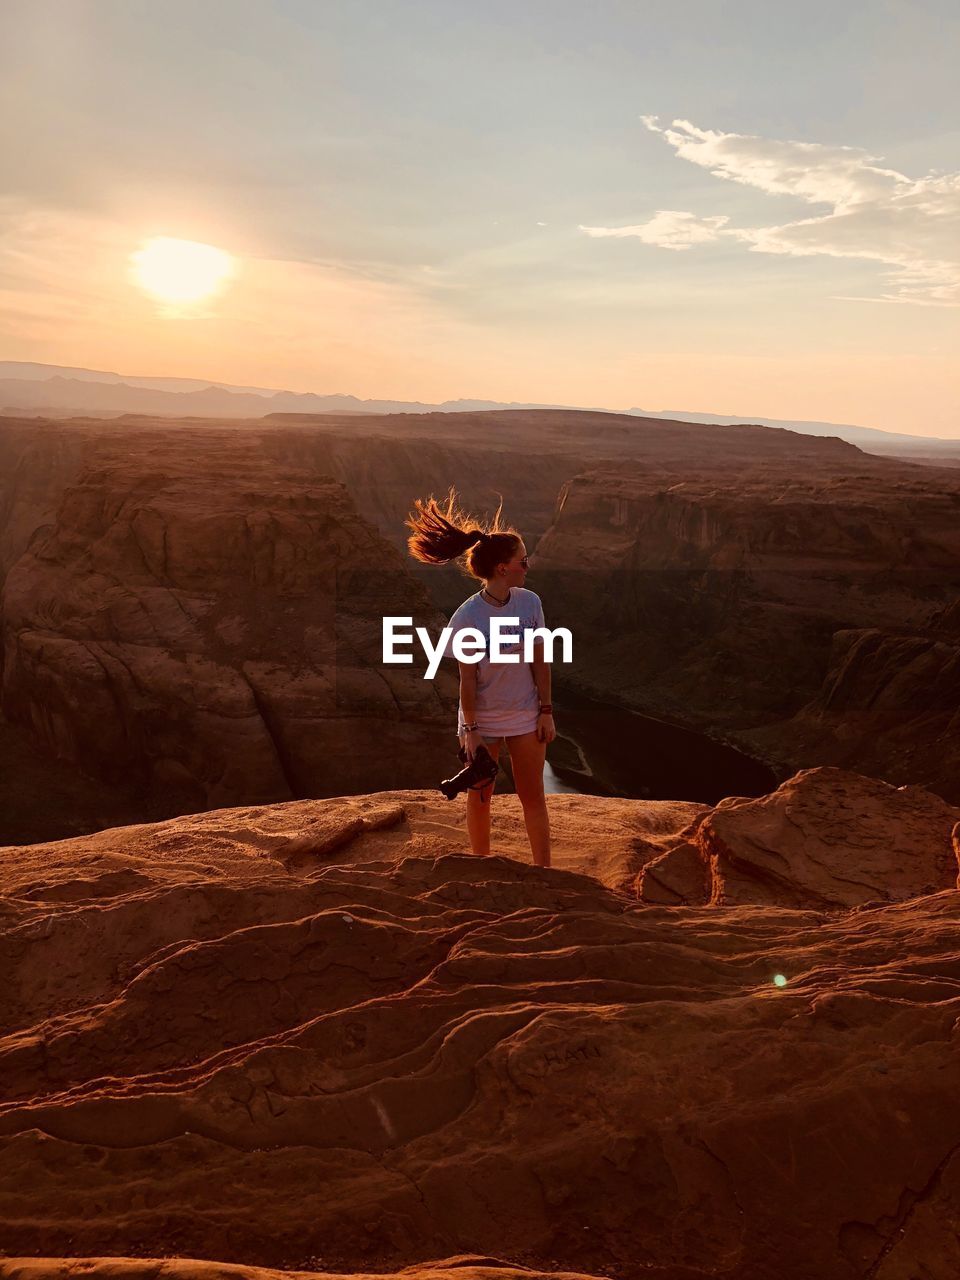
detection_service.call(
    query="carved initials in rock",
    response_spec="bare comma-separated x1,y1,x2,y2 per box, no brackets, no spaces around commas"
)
540,1041,603,1071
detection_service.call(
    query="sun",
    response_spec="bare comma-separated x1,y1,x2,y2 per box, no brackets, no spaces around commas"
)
131,236,235,305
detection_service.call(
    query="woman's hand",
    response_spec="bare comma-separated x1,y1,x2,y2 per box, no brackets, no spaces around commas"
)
461,727,485,762
536,712,556,744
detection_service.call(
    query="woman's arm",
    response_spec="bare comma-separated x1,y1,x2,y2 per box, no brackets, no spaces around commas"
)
458,660,479,724
458,661,484,759
531,644,556,743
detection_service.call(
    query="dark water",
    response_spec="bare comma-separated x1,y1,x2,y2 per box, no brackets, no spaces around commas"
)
525,686,779,805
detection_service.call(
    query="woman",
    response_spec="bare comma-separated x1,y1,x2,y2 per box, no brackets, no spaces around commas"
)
405,487,556,867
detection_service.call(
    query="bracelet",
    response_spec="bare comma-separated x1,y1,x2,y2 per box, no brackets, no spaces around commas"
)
538,705,553,714
462,722,479,732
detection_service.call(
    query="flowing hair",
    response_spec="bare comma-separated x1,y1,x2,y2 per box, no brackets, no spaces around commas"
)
404,486,520,581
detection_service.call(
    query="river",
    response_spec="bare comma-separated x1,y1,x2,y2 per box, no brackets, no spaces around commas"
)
501,685,779,805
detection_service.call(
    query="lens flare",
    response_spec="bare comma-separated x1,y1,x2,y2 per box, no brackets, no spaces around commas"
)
773,973,788,987
131,236,235,305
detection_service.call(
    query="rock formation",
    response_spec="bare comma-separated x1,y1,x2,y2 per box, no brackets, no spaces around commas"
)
1,432,458,815
638,765,960,908
0,769,959,1277
0,1263,591,1280
745,596,960,802
0,418,96,577
3,409,960,837
531,464,960,801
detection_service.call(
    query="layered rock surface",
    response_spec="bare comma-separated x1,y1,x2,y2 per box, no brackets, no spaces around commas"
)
638,765,960,908
1,432,458,815
1,770,959,1278
0,1263,591,1280
0,418,96,577
3,410,959,839
746,595,960,801
532,465,960,800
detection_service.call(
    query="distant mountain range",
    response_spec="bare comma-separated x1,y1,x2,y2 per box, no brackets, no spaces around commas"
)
1,360,956,456
625,409,958,453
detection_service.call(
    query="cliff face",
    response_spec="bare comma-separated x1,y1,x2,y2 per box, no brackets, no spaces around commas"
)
533,463,960,797
1,433,458,816
3,411,958,829
258,431,580,549
0,408,883,606
250,427,589,618
0,414,594,630
743,605,960,799
0,415,591,834
0,418,97,577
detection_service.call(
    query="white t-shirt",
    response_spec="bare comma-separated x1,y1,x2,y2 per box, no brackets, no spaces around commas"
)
446,587,546,737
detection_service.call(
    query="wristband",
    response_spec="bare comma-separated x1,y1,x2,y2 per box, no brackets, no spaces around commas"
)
538,705,553,714
462,722,479,732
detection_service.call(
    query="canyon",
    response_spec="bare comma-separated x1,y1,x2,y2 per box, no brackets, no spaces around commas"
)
2,408,958,840
1,409,959,1277
533,461,960,801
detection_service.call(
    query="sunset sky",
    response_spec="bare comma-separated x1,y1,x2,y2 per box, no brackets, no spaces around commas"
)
1,0,957,435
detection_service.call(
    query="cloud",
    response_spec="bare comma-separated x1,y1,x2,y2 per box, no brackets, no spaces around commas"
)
580,210,730,250
582,116,960,305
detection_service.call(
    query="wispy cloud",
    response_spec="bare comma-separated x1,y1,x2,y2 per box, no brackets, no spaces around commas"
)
579,117,960,305
581,209,731,250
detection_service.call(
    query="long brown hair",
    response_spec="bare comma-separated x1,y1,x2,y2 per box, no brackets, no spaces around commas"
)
405,486,521,581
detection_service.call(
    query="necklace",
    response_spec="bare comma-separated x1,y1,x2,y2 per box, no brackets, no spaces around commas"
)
481,586,511,606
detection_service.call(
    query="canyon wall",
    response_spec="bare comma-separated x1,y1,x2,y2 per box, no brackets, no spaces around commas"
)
0,414,592,836
533,461,960,799
1,430,459,817
0,418,98,577
3,410,959,828
746,595,960,800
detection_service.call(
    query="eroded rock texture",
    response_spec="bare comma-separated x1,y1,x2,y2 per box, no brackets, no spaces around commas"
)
1,773,959,1278
532,464,960,800
638,765,960,908
1,434,458,813
3,408,959,833
0,412,596,835
0,1263,593,1280
749,595,960,799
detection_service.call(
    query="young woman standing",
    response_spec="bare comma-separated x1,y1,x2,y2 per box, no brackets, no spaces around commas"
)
405,487,555,867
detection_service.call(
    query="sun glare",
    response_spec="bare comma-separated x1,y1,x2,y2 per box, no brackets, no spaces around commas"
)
131,236,235,305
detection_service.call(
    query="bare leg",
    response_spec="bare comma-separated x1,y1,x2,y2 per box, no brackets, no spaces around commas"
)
463,737,502,855
505,730,551,867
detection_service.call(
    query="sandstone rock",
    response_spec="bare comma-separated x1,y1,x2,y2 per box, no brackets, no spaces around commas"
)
1,440,458,814
0,1262,597,1280
0,413,601,833
0,418,95,577
639,766,960,909
1,785,959,1277
6,412,958,836
743,619,960,805
633,839,707,905
532,463,960,801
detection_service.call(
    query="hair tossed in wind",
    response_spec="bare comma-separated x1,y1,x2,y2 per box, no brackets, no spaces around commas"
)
405,485,521,581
